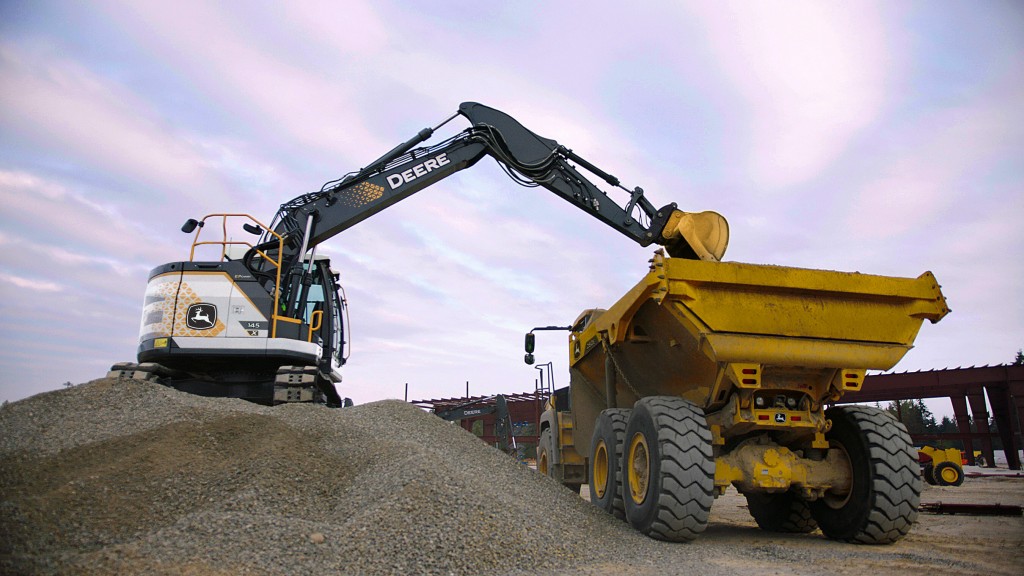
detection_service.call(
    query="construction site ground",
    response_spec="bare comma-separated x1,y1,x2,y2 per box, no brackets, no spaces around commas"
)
591,474,1024,576
1,378,1022,575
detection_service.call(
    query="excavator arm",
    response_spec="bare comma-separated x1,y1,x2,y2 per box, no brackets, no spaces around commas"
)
136,101,730,407
435,394,516,456
267,102,728,263
253,102,730,329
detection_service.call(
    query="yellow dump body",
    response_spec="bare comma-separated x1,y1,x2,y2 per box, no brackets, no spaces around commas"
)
567,252,949,454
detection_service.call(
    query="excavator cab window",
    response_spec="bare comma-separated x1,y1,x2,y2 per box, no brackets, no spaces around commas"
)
273,257,344,367
313,260,346,367
328,282,344,365
301,272,326,343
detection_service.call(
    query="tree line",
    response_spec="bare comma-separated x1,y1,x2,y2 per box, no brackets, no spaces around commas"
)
879,398,1003,450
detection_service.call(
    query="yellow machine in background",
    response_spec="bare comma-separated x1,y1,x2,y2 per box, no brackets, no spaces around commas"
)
918,446,966,486
529,250,948,544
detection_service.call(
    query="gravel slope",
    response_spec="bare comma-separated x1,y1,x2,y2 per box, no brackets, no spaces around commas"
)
0,378,702,575
2,378,1022,575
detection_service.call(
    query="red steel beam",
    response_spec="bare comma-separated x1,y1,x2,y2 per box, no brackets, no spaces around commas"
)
837,365,1024,470
841,365,1019,403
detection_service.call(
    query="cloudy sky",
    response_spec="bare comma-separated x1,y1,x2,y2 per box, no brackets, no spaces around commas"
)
1,1,1021,417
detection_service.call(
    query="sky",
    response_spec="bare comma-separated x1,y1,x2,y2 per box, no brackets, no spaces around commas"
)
1,1,1021,419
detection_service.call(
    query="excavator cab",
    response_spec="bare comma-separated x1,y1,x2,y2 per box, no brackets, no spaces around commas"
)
121,213,345,406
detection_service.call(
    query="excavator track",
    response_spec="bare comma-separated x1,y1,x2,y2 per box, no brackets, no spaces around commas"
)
107,362,341,407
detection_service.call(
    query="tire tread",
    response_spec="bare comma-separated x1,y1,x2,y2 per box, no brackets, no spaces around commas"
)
624,396,714,542
811,405,920,544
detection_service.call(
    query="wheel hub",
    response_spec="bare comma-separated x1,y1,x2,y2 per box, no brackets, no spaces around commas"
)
627,432,650,505
939,465,959,484
593,440,609,498
821,442,853,510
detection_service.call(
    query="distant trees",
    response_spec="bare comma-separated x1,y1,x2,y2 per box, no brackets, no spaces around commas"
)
935,415,960,449
882,398,1004,451
883,399,938,436
1014,349,1023,366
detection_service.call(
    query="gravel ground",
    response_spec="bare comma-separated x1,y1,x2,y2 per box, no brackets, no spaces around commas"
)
2,378,1022,575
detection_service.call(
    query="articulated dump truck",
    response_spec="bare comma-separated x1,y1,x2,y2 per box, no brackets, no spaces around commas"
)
530,251,949,544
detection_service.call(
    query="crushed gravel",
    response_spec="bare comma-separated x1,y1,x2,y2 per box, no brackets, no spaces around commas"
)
3,378,1021,575
0,378,707,575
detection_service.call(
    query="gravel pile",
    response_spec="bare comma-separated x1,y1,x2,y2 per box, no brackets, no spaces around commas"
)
4,378,1017,576
0,378,707,575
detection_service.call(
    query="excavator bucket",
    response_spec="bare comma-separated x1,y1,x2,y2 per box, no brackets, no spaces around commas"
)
661,210,730,261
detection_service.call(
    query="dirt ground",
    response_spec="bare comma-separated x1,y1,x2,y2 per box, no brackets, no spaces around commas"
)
575,473,1024,576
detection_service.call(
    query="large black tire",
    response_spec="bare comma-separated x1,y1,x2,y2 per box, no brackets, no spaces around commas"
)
745,491,818,533
589,408,631,520
622,396,715,542
537,428,582,493
933,461,965,487
809,406,920,544
922,463,938,486
537,429,553,479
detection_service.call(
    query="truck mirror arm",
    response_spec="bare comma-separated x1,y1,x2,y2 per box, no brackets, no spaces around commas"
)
524,326,573,365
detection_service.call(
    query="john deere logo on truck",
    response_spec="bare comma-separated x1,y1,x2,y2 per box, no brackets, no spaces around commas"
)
186,303,217,330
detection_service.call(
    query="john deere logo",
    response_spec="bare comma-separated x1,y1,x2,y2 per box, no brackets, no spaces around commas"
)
186,303,217,330
774,413,786,423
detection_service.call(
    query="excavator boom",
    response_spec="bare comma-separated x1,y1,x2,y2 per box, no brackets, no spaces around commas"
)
270,102,728,263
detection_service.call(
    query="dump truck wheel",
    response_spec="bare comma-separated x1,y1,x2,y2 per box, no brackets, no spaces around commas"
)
537,429,553,478
922,463,938,485
933,461,964,487
589,408,630,520
809,406,920,544
745,491,818,533
537,428,581,492
622,396,714,542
